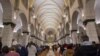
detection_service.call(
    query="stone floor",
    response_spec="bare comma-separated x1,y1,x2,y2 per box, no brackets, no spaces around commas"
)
47,49,55,56
38,49,56,56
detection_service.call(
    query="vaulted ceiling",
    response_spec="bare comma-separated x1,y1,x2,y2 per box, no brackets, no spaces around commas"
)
33,0,65,34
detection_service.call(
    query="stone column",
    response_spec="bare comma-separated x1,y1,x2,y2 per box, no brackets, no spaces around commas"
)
0,27,3,37
31,35,37,44
2,22,15,47
58,38,61,44
22,31,29,46
65,34,71,44
71,30,79,44
37,40,41,46
61,38,64,44
17,33,23,45
83,19,99,43
13,33,17,40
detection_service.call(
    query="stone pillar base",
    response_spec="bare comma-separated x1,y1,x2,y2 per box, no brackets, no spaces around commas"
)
83,19,99,43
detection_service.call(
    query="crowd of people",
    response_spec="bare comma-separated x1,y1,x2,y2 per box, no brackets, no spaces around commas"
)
0,36,100,56
52,42,100,56
0,39,50,56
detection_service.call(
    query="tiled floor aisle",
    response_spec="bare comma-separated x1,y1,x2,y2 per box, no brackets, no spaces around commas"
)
38,49,49,56
47,49,55,56
38,49,56,56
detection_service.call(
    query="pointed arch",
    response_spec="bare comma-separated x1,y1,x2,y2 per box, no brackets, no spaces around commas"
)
72,11,79,30
19,12,28,32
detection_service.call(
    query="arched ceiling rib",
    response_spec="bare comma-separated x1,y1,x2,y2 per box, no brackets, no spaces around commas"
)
34,0,63,12
40,19,59,26
40,16,61,22
35,4,63,14
37,9,62,18
38,13,62,23
34,0,64,34
37,8,62,16
37,11,61,20
51,0,64,9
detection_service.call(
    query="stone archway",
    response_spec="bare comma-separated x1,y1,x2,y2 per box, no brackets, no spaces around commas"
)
18,12,29,46
71,10,79,44
19,13,28,32
72,11,79,30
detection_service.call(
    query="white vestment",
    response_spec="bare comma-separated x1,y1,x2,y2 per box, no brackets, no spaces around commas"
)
28,45,37,56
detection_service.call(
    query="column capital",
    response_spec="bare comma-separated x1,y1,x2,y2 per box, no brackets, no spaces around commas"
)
31,35,35,37
83,19,95,26
71,30,77,33
65,34,70,36
22,31,29,35
3,22,16,28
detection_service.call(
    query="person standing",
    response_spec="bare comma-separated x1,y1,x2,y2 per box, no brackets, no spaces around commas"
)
27,42,37,56
6,47,20,56
0,46,9,56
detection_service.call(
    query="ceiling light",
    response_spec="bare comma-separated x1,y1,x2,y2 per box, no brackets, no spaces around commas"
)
63,14,67,18
58,25,61,29
82,10,84,17
33,15,36,19
0,25,4,28
77,30,80,33
82,25,86,30
21,33,23,36
14,12,17,20
13,30,17,33
83,27,86,30
96,20,100,24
